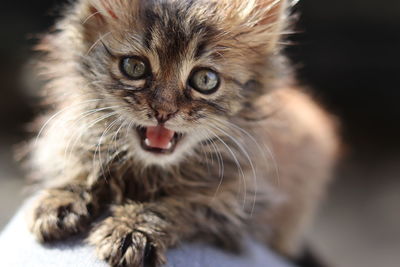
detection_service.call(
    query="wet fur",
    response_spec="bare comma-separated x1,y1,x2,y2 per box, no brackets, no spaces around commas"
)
25,0,338,266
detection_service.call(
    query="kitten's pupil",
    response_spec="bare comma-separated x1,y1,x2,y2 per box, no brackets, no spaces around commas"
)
201,75,209,86
121,57,148,80
190,69,220,94
131,62,143,74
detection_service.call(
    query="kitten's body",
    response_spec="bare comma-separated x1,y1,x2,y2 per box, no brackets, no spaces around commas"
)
26,0,338,266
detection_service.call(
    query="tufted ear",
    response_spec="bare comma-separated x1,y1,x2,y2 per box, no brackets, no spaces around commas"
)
85,0,127,21
255,0,289,26
218,0,291,53
253,0,290,51
78,0,141,45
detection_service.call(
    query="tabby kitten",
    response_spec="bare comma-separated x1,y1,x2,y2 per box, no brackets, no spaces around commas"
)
26,0,338,266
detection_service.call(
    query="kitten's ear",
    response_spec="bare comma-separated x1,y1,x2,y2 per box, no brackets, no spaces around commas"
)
255,0,290,50
79,0,139,43
80,0,140,30
222,0,290,53
254,0,288,26
85,0,127,22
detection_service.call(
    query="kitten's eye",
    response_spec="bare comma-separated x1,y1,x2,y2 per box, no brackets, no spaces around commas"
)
120,56,150,80
189,68,220,94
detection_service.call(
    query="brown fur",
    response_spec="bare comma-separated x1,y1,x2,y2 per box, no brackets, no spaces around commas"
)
25,0,338,266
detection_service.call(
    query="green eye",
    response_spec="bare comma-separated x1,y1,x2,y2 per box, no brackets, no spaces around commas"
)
189,68,220,94
120,57,150,80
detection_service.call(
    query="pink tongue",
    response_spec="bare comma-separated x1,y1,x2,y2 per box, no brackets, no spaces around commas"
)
146,125,175,150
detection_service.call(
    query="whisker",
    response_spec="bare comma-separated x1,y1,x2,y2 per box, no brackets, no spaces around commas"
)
197,130,224,198
198,136,211,175
208,123,258,216
86,31,113,56
71,110,118,155
211,117,281,205
34,99,103,146
236,118,281,186
93,116,121,180
205,128,247,210
110,118,128,160
63,106,121,165
82,11,101,25
202,131,225,203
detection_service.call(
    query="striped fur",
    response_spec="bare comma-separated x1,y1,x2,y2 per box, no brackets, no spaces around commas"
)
24,1,338,266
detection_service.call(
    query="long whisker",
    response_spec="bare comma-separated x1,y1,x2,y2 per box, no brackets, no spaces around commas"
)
93,115,120,181
82,11,101,25
197,134,212,175
207,133,225,188
205,128,247,209
208,123,258,216
64,111,119,172
110,118,128,160
227,120,280,186
63,105,121,163
211,117,281,203
212,118,276,178
232,118,281,186
197,130,225,199
202,131,225,203
35,99,103,146
86,31,113,56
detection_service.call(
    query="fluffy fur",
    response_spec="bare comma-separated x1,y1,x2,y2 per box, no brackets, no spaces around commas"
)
25,0,338,266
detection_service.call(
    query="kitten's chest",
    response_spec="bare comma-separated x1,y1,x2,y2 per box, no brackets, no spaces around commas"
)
108,160,250,203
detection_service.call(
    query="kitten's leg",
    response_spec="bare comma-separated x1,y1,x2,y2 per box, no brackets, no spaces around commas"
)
88,196,245,267
29,181,107,242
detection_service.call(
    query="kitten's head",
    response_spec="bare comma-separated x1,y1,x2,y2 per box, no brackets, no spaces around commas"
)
50,0,290,166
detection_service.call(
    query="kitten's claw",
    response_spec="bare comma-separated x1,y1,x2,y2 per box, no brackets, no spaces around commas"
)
88,206,168,267
29,189,95,242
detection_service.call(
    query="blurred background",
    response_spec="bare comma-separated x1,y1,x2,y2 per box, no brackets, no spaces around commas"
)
0,0,399,266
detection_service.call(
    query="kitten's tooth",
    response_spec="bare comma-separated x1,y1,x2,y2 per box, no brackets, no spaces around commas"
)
145,139,151,146
167,142,172,150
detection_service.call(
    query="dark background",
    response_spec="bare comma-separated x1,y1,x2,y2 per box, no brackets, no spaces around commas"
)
0,1,399,267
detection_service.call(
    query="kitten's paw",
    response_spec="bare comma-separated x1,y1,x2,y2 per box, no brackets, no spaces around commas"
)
29,189,95,242
88,206,168,267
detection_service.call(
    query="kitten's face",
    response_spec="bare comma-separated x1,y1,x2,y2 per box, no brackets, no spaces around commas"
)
77,0,286,166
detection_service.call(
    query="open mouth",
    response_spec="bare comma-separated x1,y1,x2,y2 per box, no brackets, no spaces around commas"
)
136,125,184,154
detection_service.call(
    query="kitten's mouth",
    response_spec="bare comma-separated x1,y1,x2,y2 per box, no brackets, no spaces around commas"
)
136,125,183,154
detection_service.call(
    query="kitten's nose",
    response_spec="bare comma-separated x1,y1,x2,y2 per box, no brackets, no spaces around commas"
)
151,106,178,124
150,86,179,124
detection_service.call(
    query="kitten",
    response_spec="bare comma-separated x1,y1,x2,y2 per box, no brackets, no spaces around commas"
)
26,0,338,266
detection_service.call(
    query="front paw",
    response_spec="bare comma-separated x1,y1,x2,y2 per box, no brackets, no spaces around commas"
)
88,204,169,267
29,189,96,242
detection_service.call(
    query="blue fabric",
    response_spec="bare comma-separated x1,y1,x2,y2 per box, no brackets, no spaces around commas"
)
0,202,294,267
